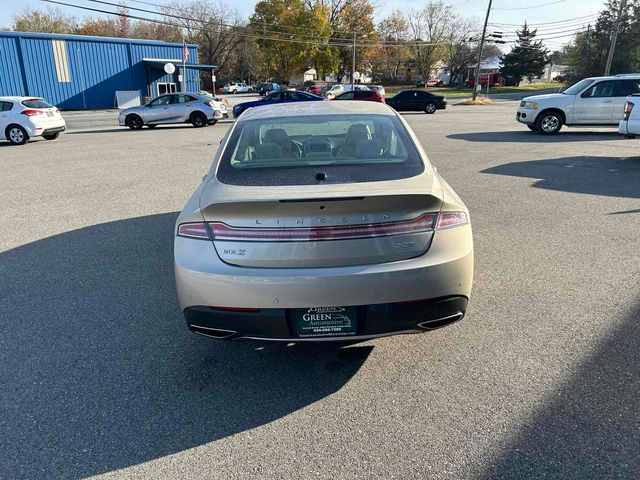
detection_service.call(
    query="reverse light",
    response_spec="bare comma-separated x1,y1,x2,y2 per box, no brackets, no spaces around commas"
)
624,101,634,120
177,222,210,239
436,211,468,229
21,109,44,116
208,214,438,242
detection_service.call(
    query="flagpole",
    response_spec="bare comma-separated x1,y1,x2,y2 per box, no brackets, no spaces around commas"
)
182,39,187,92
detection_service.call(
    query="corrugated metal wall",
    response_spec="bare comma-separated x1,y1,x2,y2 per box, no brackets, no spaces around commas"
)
0,32,200,109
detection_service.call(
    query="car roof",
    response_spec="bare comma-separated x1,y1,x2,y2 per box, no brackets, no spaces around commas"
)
584,74,640,81
238,100,395,121
0,96,43,102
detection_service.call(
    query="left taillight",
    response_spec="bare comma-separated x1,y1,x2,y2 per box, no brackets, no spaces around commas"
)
436,212,468,229
21,109,44,116
624,101,634,120
177,222,210,239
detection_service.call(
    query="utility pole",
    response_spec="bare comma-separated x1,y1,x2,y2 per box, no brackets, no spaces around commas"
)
604,0,627,75
351,32,356,89
472,0,492,102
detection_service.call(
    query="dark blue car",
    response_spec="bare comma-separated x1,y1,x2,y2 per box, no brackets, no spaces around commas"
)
232,90,324,117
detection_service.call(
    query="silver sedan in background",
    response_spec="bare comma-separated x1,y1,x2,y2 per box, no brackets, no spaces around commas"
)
118,92,227,129
174,101,473,342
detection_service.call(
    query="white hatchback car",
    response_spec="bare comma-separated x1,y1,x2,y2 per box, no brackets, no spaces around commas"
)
618,94,640,137
0,96,66,145
516,74,640,134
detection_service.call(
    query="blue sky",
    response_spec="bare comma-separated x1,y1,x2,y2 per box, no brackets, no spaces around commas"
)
1,0,604,50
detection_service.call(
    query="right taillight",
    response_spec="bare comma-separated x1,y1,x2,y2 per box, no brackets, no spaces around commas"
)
624,101,634,120
436,212,468,229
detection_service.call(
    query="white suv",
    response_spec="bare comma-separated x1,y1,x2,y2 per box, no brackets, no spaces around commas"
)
223,82,253,94
0,96,66,145
516,74,640,134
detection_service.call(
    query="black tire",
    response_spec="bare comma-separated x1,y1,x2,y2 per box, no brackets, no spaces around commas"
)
535,111,563,135
527,124,538,132
6,125,29,145
42,132,61,140
190,111,207,128
147,124,157,129
125,114,144,130
425,102,437,114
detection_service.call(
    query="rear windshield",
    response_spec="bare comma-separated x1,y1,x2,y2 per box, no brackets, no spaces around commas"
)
21,99,52,109
216,114,424,186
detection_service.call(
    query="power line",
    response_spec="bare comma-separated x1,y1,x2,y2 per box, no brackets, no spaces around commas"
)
493,0,569,11
123,0,364,40
40,0,453,48
489,13,598,26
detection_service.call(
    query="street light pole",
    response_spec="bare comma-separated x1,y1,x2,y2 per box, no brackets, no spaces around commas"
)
604,0,627,75
472,0,492,102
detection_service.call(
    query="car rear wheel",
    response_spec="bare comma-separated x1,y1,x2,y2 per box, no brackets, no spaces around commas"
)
190,111,207,128
425,102,437,114
6,125,28,145
42,132,61,140
125,114,144,130
536,111,563,135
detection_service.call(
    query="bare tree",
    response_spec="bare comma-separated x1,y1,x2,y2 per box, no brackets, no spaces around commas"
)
407,1,451,80
374,10,411,81
161,1,245,75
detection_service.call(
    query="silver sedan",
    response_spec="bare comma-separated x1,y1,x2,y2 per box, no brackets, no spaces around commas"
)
174,101,473,341
118,92,227,129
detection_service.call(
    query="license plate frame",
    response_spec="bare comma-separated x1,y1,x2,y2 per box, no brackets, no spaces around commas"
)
293,306,358,338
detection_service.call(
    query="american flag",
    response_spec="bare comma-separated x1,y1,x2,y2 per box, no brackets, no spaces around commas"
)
183,42,189,63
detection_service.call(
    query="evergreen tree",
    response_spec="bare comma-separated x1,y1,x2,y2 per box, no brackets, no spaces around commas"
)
500,23,549,85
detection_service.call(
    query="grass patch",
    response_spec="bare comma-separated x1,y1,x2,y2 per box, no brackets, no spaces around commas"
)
455,97,496,106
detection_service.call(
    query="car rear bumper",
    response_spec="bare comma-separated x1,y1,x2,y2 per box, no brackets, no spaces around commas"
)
174,224,473,340
184,296,468,341
25,119,66,137
619,119,640,135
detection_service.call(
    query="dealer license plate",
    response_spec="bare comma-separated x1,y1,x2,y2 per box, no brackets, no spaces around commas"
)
294,306,358,338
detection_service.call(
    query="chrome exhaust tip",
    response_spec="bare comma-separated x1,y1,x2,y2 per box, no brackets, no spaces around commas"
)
190,324,237,339
417,312,464,330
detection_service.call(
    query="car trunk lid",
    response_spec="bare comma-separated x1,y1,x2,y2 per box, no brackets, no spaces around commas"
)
200,179,442,268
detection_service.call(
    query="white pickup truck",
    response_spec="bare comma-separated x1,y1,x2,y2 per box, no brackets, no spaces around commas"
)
516,74,640,134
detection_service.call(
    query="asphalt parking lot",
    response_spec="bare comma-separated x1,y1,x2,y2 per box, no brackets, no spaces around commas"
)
1,102,638,479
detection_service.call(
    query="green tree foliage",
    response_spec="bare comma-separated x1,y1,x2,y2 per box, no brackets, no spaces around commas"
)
251,0,335,82
562,0,638,79
500,23,549,85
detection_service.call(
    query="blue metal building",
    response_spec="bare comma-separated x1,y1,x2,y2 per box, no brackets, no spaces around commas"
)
0,31,215,109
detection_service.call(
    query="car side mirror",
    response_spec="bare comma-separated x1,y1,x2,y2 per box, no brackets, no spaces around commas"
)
580,91,591,98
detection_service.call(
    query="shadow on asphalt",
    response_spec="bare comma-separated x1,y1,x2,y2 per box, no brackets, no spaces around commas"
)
479,304,640,479
481,156,640,199
447,131,622,143
0,212,372,479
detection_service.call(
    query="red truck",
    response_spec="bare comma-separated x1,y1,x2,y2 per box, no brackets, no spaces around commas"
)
465,73,503,88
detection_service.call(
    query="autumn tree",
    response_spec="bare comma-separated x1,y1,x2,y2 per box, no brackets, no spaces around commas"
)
251,0,335,82
12,8,77,34
407,1,451,80
372,10,410,82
